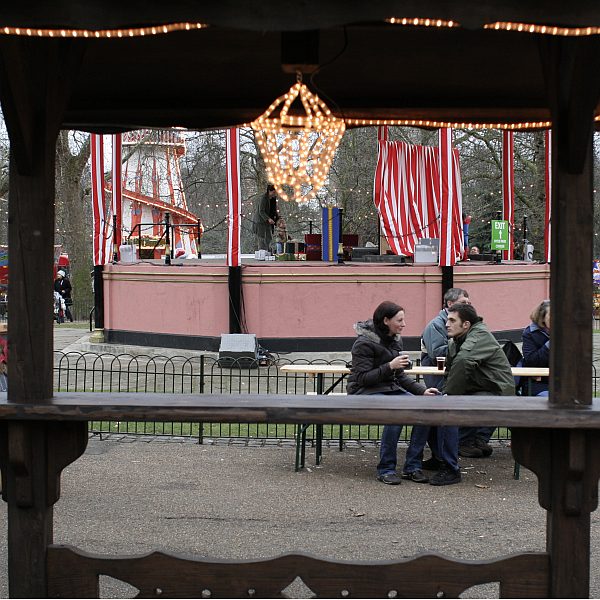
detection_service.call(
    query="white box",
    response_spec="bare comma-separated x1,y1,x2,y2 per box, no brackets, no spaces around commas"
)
414,245,438,264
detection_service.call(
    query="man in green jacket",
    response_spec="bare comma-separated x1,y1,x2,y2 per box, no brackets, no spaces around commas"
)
445,303,515,462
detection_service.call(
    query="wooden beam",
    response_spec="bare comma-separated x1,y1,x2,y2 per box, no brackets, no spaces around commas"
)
540,36,600,408
539,35,600,599
47,545,550,598
1,393,600,428
0,421,88,597
0,37,83,401
512,428,600,599
0,37,85,599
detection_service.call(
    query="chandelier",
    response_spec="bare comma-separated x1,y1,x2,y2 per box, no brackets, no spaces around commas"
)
250,74,346,203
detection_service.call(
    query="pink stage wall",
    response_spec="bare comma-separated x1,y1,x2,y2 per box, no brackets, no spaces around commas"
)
103,262,549,349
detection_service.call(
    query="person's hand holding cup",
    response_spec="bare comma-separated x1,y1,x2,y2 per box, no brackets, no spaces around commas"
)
436,356,446,371
390,354,411,370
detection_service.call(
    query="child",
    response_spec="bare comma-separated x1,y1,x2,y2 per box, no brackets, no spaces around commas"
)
274,217,290,254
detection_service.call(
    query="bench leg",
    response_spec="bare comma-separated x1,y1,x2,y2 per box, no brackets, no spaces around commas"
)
316,425,323,465
295,424,308,472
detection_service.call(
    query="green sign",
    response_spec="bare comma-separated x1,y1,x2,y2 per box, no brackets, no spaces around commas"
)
491,220,509,251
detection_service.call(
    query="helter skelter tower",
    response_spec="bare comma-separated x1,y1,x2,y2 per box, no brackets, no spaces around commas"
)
121,129,201,257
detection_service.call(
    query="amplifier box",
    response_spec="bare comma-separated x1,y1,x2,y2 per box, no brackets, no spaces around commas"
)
218,334,259,368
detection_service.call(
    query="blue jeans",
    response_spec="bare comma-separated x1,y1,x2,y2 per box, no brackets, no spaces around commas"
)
377,390,417,475
402,425,432,473
377,424,404,475
402,425,459,473
437,426,459,471
459,426,495,445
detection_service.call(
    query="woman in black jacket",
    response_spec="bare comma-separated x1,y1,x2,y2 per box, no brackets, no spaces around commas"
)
521,300,550,396
347,301,439,485
54,270,74,323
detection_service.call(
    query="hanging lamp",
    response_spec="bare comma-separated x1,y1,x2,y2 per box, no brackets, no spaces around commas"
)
250,73,345,203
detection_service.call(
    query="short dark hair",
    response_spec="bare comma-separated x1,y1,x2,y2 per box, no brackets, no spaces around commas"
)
267,184,275,192
443,287,469,307
373,301,404,338
447,303,482,325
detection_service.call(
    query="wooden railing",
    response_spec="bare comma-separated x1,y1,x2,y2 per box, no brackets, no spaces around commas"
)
48,545,550,598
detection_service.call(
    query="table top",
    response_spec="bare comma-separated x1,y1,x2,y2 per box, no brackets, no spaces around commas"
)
280,364,350,375
279,364,549,377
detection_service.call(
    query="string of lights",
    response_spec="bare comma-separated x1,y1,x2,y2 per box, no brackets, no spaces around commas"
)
3,17,597,40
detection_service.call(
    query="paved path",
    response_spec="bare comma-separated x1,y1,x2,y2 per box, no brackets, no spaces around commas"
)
0,438,598,598
54,324,92,352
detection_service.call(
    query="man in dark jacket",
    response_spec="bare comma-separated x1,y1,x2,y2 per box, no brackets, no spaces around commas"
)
252,184,278,252
442,303,515,482
417,288,470,472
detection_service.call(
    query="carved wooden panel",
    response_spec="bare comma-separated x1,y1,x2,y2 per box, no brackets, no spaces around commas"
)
47,545,550,598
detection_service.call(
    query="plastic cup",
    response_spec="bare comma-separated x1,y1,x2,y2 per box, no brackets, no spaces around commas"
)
436,357,446,370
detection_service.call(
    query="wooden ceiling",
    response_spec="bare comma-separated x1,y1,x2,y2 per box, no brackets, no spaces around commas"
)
1,1,600,131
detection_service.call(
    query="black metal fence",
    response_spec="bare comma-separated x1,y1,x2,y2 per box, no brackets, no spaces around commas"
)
53,350,598,444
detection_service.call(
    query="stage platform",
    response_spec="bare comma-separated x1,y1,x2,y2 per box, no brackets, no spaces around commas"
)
103,258,549,352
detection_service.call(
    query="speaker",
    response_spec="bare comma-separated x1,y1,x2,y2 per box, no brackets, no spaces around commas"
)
218,334,259,368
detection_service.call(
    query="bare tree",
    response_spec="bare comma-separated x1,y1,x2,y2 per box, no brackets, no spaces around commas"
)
54,131,92,314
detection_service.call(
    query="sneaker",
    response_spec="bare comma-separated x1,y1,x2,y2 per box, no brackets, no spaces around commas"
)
377,473,402,485
401,469,429,484
421,456,443,471
429,467,461,486
458,444,484,458
473,438,493,457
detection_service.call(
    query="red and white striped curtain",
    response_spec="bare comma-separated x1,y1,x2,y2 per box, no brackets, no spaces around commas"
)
91,134,112,265
374,131,462,262
502,130,515,260
438,128,464,266
226,128,241,267
111,134,123,257
544,130,552,263
92,134,124,265
374,142,434,255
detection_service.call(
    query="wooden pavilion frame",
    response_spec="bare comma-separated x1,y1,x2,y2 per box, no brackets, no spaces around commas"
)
0,2,600,597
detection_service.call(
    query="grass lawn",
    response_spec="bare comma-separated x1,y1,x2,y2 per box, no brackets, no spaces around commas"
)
54,321,90,330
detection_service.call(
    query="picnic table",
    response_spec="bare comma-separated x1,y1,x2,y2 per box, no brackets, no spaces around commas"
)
280,364,550,470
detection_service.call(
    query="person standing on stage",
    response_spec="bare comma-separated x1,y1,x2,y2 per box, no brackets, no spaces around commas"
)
252,184,279,252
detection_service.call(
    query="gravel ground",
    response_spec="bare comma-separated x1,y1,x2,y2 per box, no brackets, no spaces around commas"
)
1,438,598,598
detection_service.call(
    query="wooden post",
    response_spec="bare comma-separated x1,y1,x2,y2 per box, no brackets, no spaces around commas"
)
0,37,82,400
0,36,83,597
540,35,600,597
441,265,453,307
228,265,242,333
93,265,105,330
542,35,600,406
